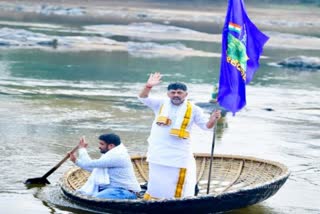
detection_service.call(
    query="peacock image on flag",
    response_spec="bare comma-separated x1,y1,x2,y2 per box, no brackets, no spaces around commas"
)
218,0,269,115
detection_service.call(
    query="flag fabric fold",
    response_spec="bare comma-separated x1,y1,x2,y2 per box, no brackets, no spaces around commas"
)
218,0,269,115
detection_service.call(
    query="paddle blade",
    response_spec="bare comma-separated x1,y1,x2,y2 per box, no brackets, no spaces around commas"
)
24,177,50,185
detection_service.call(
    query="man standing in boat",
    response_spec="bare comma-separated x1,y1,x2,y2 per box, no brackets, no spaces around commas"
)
138,72,221,199
69,133,141,199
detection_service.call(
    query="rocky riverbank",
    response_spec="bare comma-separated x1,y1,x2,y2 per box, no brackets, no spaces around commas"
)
0,0,319,35
0,0,319,62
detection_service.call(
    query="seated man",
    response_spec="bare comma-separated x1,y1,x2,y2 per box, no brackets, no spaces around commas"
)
69,133,141,199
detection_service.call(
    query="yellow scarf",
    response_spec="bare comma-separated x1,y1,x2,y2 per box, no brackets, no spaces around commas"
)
156,100,192,139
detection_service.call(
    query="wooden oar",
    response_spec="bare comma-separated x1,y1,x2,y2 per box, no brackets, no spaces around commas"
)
24,145,79,185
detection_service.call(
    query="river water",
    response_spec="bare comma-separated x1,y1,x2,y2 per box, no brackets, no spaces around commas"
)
0,1,319,214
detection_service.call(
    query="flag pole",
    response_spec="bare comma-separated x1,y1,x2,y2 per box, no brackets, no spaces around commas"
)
206,108,218,195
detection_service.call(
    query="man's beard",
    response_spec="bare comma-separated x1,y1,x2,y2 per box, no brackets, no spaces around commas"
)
171,97,184,105
100,148,109,154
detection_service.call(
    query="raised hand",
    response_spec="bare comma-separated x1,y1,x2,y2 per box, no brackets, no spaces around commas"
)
146,72,162,87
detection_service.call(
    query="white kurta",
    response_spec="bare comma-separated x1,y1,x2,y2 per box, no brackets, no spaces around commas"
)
139,96,211,198
75,144,141,196
139,97,210,168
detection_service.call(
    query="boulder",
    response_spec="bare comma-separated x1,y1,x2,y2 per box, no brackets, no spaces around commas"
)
278,56,320,70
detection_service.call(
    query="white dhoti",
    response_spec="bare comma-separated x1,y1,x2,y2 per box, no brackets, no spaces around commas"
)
144,160,196,199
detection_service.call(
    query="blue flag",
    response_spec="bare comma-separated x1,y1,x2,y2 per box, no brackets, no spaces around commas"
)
218,0,269,115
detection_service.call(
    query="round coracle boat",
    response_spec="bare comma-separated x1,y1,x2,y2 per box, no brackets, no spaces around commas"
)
61,153,290,213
